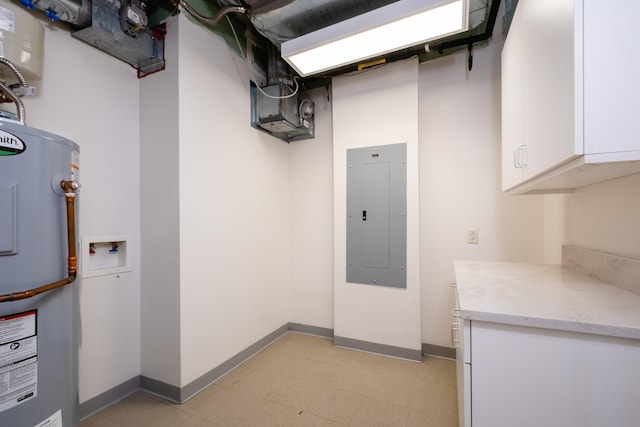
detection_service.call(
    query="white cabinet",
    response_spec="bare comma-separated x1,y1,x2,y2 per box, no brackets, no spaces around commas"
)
454,259,640,426
467,321,640,427
501,0,640,194
454,317,470,427
456,314,640,426
452,284,470,427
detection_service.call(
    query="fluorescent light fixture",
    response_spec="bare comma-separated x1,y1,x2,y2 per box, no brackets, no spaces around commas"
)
281,0,469,77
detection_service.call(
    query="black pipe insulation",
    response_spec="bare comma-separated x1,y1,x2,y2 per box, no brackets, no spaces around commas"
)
429,0,502,53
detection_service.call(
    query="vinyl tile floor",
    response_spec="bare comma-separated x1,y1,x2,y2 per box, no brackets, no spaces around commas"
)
80,332,458,426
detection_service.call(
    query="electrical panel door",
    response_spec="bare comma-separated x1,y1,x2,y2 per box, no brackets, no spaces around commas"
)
346,143,406,288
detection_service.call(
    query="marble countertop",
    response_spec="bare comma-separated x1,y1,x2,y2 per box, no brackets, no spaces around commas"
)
453,260,640,340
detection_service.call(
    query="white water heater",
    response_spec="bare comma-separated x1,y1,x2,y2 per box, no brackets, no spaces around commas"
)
0,3,80,426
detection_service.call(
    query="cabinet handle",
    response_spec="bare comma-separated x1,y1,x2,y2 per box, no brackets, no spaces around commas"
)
513,144,528,168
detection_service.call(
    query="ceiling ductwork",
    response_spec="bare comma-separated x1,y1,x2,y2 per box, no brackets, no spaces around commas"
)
11,0,505,144
179,0,501,142
12,0,167,76
216,0,496,78
240,0,491,50
12,0,505,79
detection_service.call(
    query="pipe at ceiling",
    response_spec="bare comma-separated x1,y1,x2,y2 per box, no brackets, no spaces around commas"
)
179,1,248,25
429,0,501,53
428,0,501,71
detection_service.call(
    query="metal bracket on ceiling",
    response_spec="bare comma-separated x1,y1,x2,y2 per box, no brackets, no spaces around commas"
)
72,0,166,77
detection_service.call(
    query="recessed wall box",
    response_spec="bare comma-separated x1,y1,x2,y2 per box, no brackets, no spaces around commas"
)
81,235,132,278
346,143,407,288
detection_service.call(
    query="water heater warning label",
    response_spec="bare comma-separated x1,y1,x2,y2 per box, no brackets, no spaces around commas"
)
0,310,37,413
0,6,15,33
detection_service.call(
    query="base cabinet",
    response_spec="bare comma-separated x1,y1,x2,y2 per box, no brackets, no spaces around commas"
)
462,320,640,427
455,318,470,427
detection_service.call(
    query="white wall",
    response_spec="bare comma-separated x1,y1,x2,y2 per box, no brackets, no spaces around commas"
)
544,194,566,264
332,59,422,351
288,43,548,350
417,43,546,348
289,88,334,329
25,3,638,408
563,173,640,259
26,23,141,403
139,17,181,387
177,16,291,387
140,15,292,389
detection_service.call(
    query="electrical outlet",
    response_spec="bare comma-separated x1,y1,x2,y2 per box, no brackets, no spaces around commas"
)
467,228,479,244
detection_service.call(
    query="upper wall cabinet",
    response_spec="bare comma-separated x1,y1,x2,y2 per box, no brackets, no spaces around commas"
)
501,0,640,194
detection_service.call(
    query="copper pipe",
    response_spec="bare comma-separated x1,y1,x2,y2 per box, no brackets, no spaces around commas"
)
0,180,78,303
0,277,74,303
61,180,78,274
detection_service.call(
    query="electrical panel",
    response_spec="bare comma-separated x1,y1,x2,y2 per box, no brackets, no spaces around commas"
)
346,143,406,288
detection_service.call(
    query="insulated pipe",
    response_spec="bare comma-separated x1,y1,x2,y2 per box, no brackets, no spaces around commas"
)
429,0,502,53
178,2,247,25
0,180,79,303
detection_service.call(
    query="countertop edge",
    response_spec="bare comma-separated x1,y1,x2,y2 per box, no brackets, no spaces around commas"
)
454,259,640,341
459,309,640,341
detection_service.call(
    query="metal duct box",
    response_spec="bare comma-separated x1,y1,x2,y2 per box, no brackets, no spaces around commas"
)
256,83,298,133
72,0,164,76
251,82,315,142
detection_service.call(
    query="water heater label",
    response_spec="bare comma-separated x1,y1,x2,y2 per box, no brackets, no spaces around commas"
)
71,149,80,182
0,310,38,413
0,129,25,156
35,409,63,427
0,6,15,33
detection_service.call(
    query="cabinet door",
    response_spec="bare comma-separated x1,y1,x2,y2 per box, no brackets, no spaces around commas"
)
455,323,471,427
522,0,580,177
501,2,526,191
502,0,581,190
583,0,640,155
471,321,640,427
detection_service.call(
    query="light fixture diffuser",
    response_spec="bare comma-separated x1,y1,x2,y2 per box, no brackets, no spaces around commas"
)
281,0,469,77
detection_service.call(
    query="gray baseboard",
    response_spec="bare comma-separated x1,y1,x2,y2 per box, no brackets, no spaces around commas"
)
288,322,334,338
422,343,456,360
140,376,181,403
80,324,290,416
177,323,289,403
334,335,422,361
80,323,454,417
79,376,140,420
